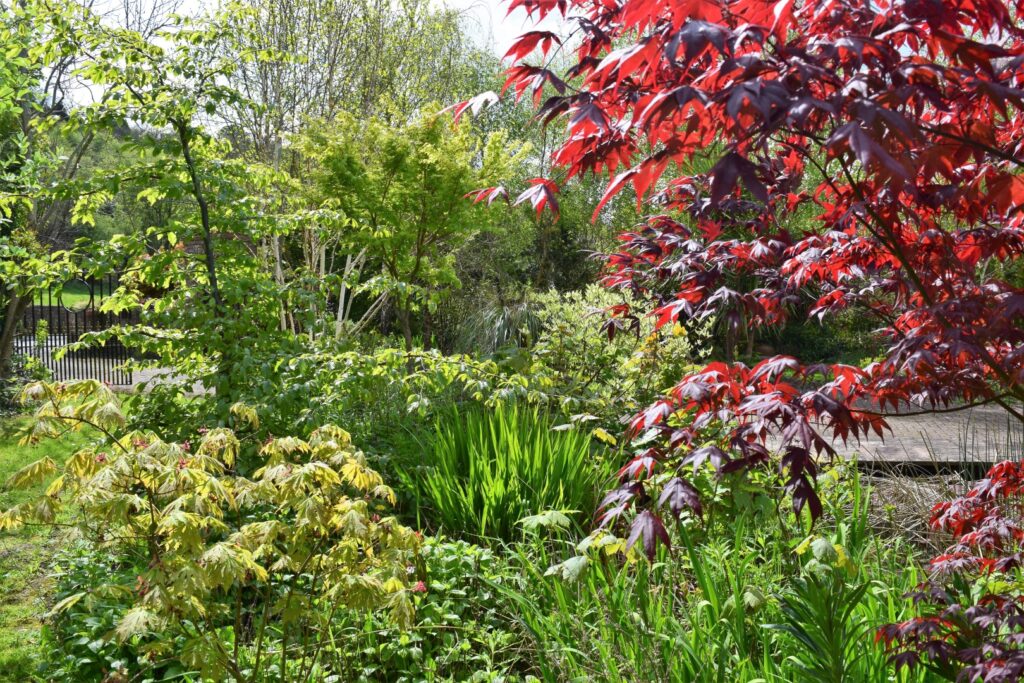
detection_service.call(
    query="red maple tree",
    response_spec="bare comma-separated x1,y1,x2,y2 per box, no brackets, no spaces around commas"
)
879,461,1024,680
461,0,1024,556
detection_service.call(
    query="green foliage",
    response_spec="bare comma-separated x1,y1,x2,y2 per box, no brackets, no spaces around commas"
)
769,307,884,365
767,571,871,682
5,380,420,682
1,1,305,410
228,344,558,456
326,538,526,682
300,110,529,347
531,283,712,416
397,405,609,541
495,464,930,682
0,233,75,388
0,234,73,297
238,285,711,461
39,544,161,681
40,536,530,683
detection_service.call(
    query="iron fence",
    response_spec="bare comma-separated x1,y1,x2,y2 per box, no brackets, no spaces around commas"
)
16,274,136,385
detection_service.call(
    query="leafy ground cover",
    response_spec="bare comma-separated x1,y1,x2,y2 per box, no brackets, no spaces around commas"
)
0,417,89,682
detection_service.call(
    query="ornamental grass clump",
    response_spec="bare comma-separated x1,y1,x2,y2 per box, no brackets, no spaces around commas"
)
400,404,608,541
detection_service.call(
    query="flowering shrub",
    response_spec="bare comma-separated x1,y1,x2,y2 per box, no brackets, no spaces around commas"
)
879,461,1024,681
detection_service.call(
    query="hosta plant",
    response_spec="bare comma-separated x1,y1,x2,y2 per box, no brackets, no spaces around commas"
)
2,380,420,682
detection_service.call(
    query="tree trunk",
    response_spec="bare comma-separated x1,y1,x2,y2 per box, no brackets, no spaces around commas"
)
335,257,348,339
398,302,414,371
335,252,353,339
175,122,222,309
334,248,366,339
422,308,433,351
398,305,413,353
272,234,287,331
0,294,30,383
723,314,736,365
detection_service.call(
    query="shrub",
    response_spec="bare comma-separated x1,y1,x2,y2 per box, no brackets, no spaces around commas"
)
397,404,610,541
3,380,421,682
41,537,529,683
531,284,711,416
243,346,562,454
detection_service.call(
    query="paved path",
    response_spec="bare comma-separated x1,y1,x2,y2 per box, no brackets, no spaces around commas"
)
122,367,208,396
847,404,1023,465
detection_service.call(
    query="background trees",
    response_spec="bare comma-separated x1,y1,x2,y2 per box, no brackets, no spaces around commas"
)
0,0,95,384
302,111,528,350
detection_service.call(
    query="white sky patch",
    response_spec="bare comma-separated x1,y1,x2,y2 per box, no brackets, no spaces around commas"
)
96,0,565,57
441,0,566,56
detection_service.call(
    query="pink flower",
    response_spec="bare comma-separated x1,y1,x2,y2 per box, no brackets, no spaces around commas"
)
412,581,427,594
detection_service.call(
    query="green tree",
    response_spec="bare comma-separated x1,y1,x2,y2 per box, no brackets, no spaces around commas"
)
302,110,528,351
10,2,302,406
219,0,503,337
0,0,94,384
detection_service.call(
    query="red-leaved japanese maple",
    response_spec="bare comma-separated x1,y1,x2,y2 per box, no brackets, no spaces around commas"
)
458,0,1024,558
879,461,1024,681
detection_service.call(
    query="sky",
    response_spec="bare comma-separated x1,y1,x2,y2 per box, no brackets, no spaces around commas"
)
99,0,562,58
441,0,562,56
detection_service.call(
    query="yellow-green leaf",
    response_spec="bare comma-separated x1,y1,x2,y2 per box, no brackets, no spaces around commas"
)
591,428,617,446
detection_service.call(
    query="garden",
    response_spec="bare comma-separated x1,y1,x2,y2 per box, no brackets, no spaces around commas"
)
1,0,1024,681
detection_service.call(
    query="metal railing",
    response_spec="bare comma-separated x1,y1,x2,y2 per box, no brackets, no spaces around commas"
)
16,275,136,385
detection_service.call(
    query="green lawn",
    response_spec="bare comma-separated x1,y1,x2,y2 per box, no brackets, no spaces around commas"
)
49,281,94,310
0,416,89,682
